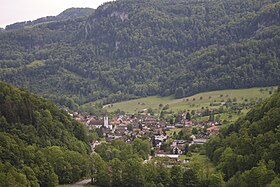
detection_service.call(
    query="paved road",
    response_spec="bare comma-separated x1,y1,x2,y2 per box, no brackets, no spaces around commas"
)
69,179,91,187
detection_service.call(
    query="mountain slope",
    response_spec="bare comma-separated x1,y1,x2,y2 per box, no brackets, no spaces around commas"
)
0,81,90,185
0,0,279,107
206,90,280,186
5,8,94,30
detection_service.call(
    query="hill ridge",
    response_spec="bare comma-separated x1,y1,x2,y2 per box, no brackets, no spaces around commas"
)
0,0,279,108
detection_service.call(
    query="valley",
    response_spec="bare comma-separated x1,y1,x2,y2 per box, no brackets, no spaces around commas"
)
0,0,280,186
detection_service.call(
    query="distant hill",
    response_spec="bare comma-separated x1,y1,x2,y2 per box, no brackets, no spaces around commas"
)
5,7,94,30
206,90,280,186
0,0,279,108
0,81,90,185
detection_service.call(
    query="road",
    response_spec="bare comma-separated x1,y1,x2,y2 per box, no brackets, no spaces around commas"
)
69,179,92,187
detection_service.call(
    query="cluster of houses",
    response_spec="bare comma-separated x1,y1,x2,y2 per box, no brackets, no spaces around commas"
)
74,112,221,162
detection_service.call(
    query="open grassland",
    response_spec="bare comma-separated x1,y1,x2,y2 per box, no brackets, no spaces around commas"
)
104,86,276,113
26,60,45,68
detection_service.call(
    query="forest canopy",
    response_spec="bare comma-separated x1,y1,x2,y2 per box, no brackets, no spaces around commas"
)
0,0,279,107
206,91,280,186
0,81,90,186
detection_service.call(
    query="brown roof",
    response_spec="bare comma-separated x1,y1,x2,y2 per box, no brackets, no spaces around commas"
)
89,120,103,126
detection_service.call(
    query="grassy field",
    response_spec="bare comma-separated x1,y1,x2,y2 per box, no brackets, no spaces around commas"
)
166,128,182,136
26,60,45,68
104,86,276,113
104,96,173,113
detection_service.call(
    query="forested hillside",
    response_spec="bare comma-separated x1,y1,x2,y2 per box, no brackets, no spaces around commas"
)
0,0,279,108
0,81,90,186
206,90,280,186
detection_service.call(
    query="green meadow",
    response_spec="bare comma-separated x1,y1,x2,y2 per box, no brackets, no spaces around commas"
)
104,87,276,113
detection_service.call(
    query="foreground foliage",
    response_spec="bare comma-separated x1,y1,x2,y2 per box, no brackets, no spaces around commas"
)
206,91,280,186
91,139,224,187
0,81,90,186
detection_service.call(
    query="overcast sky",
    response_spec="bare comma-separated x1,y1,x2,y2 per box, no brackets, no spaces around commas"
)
0,0,112,28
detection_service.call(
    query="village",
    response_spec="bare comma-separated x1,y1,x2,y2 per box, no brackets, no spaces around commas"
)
72,110,221,164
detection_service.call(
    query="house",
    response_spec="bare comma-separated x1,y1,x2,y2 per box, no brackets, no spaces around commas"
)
171,140,187,155
173,147,183,155
144,116,157,127
192,138,207,144
166,125,175,129
91,140,102,151
87,116,112,130
207,126,219,134
114,123,127,136
153,128,164,135
110,118,121,126
175,123,184,128
101,127,111,137
172,140,187,145
184,120,193,127
158,121,167,128
155,135,168,142
155,154,180,161
88,119,103,129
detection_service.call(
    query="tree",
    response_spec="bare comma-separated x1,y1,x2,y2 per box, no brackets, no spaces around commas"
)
268,177,280,187
91,154,110,186
0,163,28,187
110,158,123,187
144,163,158,185
147,108,154,116
175,87,185,99
186,112,191,120
217,147,237,179
241,161,276,187
139,123,143,131
127,124,133,131
156,163,171,186
192,127,198,135
183,168,198,187
208,173,225,187
184,144,190,154
133,138,150,160
123,159,145,187
170,165,184,187
163,104,169,110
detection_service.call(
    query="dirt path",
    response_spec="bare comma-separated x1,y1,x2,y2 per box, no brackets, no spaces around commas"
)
69,179,91,187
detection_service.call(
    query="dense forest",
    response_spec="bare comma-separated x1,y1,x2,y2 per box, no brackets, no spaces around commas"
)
0,0,279,108
0,81,90,186
206,91,280,186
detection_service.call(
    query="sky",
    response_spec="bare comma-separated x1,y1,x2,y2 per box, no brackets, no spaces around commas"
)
0,0,112,28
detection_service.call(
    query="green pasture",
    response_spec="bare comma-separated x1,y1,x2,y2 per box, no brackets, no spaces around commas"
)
104,87,276,113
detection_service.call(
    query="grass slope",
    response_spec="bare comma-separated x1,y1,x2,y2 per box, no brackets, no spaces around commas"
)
103,87,276,113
